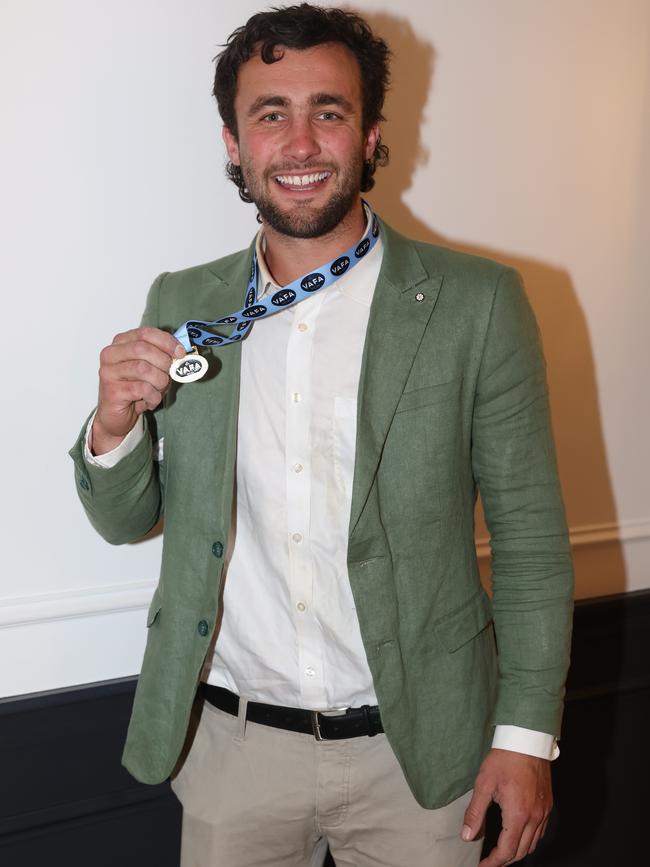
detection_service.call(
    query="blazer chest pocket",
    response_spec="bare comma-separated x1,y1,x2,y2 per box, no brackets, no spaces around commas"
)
147,587,162,627
395,377,461,414
435,592,492,653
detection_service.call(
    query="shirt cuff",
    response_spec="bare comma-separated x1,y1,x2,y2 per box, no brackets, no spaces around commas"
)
492,725,560,761
84,411,146,468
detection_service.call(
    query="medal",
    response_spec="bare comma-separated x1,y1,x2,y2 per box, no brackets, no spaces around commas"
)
169,202,380,383
169,348,209,383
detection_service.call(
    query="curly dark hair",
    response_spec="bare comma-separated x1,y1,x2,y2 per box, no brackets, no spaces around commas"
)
213,3,391,203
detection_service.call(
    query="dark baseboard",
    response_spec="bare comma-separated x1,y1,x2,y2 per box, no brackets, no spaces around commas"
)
1,590,648,866
0,677,181,867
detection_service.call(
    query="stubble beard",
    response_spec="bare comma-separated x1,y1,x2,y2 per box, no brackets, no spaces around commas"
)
240,153,365,239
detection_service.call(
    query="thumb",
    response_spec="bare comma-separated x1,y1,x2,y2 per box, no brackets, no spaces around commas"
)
462,787,491,841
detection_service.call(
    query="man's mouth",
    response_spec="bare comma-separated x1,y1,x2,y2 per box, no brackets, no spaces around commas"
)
273,171,332,191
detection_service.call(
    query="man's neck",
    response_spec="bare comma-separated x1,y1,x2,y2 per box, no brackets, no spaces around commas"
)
262,198,367,287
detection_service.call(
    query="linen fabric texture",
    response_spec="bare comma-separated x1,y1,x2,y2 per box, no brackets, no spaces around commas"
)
69,218,574,809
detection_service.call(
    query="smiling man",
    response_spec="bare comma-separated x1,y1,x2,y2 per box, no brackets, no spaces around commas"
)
224,44,371,242
70,5,574,866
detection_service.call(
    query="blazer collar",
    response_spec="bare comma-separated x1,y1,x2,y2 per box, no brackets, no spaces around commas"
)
204,235,257,301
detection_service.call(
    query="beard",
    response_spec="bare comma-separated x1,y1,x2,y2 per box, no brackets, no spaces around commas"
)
239,152,364,239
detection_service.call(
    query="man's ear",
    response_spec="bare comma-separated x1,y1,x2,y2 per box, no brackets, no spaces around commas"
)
364,122,380,161
222,126,240,165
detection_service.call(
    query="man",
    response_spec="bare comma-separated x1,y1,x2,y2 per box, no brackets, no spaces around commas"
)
70,5,574,866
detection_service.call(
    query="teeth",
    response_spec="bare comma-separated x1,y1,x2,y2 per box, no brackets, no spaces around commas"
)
275,172,330,186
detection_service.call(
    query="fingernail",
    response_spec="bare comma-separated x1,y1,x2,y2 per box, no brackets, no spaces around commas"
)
174,345,186,358
462,825,474,841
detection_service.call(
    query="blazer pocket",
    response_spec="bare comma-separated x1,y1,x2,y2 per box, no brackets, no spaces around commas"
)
435,592,492,653
146,587,162,627
395,378,461,414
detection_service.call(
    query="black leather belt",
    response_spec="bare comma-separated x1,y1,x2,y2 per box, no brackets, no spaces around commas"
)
200,683,383,741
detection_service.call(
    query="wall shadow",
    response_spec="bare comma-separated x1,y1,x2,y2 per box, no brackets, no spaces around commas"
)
353,9,629,866
362,8,626,601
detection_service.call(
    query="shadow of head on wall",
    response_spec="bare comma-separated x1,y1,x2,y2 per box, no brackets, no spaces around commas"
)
363,9,625,599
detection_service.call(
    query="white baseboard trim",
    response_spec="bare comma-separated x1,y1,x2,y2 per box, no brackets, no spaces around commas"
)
3,519,649,628
0,580,155,628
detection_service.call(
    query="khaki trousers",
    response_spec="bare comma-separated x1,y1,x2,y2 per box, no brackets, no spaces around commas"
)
170,697,482,867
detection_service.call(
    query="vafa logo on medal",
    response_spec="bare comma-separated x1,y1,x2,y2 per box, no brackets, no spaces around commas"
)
169,349,209,383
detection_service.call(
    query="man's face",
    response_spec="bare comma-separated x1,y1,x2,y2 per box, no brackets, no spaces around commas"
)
223,43,379,239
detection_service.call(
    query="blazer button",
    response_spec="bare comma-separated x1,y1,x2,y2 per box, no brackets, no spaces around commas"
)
198,620,209,637
211,541,224,558
79,477,90,491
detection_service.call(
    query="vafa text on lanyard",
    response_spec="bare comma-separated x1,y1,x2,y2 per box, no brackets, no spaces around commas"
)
169,205,380,383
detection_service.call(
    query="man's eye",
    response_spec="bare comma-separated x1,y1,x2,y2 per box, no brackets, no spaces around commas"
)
262,112,283,122
319,111,340,121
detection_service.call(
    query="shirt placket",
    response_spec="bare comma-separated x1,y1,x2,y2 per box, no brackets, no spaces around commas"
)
285,292,328,709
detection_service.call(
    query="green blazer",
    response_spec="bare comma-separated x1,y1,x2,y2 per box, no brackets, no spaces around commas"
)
69,219,573,809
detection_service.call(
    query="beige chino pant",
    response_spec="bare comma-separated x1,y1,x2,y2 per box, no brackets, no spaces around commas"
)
170,697,482,867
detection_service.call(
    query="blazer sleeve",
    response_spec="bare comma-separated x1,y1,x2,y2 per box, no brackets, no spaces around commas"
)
471,267,574,737
68,272,169,545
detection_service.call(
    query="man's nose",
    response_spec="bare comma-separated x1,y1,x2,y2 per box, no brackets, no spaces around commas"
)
282,119,321,163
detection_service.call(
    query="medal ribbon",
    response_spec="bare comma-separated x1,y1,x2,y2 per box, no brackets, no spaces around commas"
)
173,204,380,352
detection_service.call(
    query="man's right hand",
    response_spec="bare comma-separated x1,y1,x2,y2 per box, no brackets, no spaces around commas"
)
92,326,186,456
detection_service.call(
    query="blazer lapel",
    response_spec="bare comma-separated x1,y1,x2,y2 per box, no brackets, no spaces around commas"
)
201,253,250,447
349,221,444,535
168,243,255,504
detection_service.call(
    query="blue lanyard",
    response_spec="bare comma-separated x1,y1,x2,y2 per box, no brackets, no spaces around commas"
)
173,205,380,353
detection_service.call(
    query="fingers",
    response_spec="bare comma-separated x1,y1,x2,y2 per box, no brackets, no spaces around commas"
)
97,327,183,418
134,397,153,416
99,357,169,414
477,794,551,865
462,786,491,842
103,330,184,374
479,812,546,867
511,818,538,863
479,822,522,867
101,376,165,413
101,341,174,377
100,358,171,395
528,814,550,855
112,326,185,359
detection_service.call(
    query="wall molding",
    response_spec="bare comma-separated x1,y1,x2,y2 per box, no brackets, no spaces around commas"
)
2,519,649,628
0,581,155,629
475,517,650,559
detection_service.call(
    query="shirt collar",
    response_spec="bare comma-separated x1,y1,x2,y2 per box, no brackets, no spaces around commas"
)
254,203,383,308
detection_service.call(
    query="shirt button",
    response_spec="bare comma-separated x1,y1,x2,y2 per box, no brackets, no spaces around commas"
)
293,463,303,473
297,322,308,332
197,620,209,637
296,601,306,612
291,392,302,403
292,532,303,544
305,666,315,678
211,541,223,558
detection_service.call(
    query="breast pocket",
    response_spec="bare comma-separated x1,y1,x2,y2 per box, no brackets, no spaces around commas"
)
146,586,162,627
395,377,461,414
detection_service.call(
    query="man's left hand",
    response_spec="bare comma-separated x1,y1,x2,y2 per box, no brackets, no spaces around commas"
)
461,748,552,865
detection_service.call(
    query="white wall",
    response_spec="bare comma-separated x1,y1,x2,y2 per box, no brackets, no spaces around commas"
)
1,0,648,696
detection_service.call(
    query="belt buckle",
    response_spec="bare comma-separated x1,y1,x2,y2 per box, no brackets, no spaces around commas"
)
310,711,323,741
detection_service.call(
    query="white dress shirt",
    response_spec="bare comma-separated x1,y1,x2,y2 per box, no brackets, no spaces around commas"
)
85,212,558,759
